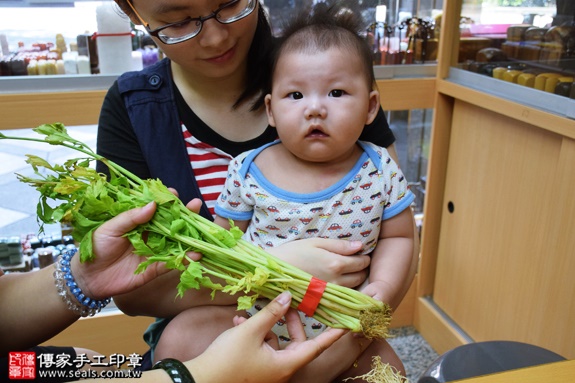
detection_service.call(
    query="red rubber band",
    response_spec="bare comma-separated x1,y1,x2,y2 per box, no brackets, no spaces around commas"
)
91,32,134,40
297,277,327,317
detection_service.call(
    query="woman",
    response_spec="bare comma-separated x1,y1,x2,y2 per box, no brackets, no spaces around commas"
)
96,0,416,380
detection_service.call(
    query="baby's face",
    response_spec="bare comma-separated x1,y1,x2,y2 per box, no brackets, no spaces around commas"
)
265,46,379,164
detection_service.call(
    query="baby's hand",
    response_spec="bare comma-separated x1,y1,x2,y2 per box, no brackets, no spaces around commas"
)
360,280,390,303
268,238,370,288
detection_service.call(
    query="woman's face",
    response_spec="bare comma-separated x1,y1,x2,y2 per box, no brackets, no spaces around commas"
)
129,0,259,80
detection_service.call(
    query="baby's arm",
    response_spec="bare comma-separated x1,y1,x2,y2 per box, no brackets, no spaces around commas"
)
361,207,416,310
214,215,250,233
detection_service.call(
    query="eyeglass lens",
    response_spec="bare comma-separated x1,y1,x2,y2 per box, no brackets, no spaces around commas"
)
156,0,254,44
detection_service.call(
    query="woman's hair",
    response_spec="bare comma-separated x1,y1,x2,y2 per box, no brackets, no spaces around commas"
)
114,0,274,111
269,5,375,92
237,4,274,111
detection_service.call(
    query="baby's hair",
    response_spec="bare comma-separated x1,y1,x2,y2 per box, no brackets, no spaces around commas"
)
270,5,375,90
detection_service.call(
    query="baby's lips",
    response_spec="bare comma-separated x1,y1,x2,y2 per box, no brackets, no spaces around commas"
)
305,125,328,137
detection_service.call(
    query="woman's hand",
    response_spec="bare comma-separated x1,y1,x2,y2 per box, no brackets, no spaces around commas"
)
72,201,202,300
268,238,370,288
188,291,346,383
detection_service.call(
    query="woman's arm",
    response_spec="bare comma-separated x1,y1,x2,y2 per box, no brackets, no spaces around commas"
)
187,292,347,383
113,205,243,317
0,266,79,355
113,270,239,317
90,292,347,383
0,202,175,355
2,275,346,383
115,217,373,317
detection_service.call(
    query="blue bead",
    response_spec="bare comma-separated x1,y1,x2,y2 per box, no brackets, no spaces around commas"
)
58,248,110,312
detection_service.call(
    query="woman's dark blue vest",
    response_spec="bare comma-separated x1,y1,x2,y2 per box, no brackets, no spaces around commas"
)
116,59,212,219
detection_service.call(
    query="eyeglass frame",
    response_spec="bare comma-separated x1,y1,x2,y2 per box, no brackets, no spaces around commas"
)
124,0,257,45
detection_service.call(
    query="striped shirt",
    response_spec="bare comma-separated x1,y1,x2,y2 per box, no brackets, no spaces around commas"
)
182,125,233,216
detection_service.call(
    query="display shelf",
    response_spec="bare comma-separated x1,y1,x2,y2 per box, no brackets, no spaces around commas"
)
374,63,437,79
505,58,575,77
447,68,575,121
0,74,117,94
0,74,116,130
0,65,433,94
0,65,437,130
416,0,575,361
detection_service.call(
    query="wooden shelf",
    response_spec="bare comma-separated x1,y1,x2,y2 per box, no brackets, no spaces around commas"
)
0,90,106,130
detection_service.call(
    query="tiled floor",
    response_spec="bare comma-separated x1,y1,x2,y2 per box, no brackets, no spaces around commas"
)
0,124,98,237
389,326,439,382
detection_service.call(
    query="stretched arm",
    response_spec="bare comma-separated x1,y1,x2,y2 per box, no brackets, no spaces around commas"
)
112,269,240,317
88,292,347,383
0,202,180,355
268,239,370,288
215,214,370,288
0,266,79,356
189,292,347,383
112,201,239,317
361,208,417,310
115,212,373,317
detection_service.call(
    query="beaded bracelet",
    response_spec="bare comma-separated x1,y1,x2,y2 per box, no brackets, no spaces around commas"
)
153,358,195,383
53,249,111,317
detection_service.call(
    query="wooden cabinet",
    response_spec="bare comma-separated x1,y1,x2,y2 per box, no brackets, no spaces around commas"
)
0,76,114,130
416,0,575,359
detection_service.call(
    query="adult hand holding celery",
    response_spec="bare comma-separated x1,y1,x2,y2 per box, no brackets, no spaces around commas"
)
0,123,391,338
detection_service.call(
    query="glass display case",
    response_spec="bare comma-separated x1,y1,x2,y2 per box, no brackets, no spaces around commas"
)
447,0,574,117
0,1,443,77
0,1,439,128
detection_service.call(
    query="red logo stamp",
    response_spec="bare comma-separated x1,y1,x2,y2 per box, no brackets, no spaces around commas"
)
8,352,36,380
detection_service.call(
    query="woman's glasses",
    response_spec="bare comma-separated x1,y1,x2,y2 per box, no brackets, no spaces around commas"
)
126,0,257,45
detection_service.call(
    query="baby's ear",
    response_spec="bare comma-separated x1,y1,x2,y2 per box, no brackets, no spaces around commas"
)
264,94,276,127
365,90,380,125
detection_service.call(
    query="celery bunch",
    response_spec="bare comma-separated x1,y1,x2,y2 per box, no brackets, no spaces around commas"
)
0,123,391,337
